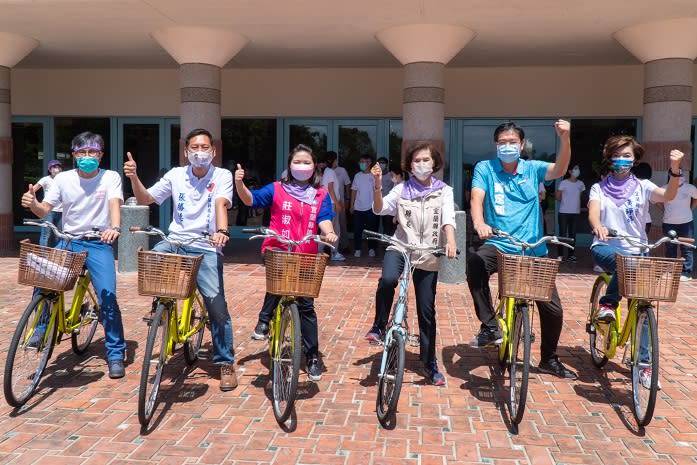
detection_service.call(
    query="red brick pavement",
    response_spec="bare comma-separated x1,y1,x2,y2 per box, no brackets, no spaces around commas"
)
1,246,697,464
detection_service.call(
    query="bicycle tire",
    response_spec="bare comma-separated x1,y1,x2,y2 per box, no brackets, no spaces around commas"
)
507,304,530,425
271,302,301,424
376,329,405,427
184,291,207,365
71,282,100,355
138,302,170,426
588,276,610,368
4,294,58,407
631,306,659,427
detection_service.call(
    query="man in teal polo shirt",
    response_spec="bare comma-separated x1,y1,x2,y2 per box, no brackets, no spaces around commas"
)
466,120,577,379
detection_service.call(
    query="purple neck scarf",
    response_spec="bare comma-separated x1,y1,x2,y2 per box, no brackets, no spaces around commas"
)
600,173,640,207
401,176,447,201
282,181,317,205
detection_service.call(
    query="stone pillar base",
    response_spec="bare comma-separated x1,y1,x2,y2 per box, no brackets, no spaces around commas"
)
0,213,15,251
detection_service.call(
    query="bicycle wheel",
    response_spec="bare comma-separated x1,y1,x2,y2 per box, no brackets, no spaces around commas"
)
376,329,405,427
631,306,659,427
588,277,611,368
184,291,207,365
4,294,58,407
507,304,530,425
138,302,170,426
71,283,100,355
271,302,301,424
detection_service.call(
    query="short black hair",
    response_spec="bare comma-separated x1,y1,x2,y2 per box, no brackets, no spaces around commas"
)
493,121,525,142
185,128,214,146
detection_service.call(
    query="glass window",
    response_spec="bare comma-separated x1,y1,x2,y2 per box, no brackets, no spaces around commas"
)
54,117,111,169
337,124,377,180
221,118,277,227
12,122,44,226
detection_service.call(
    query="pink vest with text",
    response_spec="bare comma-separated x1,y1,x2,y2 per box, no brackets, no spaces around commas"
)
262,182,328,254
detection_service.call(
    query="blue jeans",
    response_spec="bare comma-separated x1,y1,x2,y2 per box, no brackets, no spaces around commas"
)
152,242,234,364
39,210,63,248
662,221,694,276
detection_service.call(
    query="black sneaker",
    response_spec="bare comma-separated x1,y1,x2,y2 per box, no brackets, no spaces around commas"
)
307,358,322,381
424,361,446,386
251,321,269,340
108,359,125,379
469,328,502,348
538,356,577,380
364,325,384,344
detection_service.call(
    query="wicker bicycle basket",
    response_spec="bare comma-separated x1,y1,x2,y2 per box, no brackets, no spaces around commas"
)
264,250,329,298
136,248,203,299
17,239,88,291
616,254,683,302
497,250,561,302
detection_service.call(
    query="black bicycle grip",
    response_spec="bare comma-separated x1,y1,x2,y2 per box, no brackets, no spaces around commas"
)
556,236,575,245
242,227,264,234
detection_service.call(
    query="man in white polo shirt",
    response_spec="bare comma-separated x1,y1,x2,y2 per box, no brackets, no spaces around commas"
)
124,128,237,391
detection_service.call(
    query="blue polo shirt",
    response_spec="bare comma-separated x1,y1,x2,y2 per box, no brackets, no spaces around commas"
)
472,158,549,256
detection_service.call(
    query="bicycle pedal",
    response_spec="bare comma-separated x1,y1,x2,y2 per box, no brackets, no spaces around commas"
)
408,335,420,347
197,348,210,360
142,316,153,325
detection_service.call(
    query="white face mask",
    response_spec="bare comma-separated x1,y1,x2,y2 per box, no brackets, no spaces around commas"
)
412,162,433,181
188,151,213,168
571,168,580,178
391,176,399,184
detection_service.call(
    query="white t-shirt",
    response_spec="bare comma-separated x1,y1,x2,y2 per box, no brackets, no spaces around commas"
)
661,182,697,224
37,175,63,212
44,169,123,234
333,166,351,201
557,178,586,214
589,178,657,254
321,167,341,202
148,166,233,252
351,171,375,211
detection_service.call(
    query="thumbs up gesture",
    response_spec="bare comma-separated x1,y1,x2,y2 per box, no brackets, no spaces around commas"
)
123,152,138,178
21,184,37,209
234,163,245,183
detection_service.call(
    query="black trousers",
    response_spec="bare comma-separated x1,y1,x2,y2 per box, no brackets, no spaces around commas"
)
557,212,578,258
465,244,563,361
258,292,319,359
373,250,439,365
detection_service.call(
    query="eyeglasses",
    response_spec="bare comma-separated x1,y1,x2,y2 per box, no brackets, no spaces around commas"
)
73,149,102,158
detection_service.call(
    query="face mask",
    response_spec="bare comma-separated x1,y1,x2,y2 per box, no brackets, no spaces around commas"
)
571,168,580,178
379,162,388,172
611,158,633,175
76,156,99,174
412,162,433,181
49,167,62,176
291,164,314,181
187,151,213,168
359,162,368,171
497,144,521,164
391,176,399,184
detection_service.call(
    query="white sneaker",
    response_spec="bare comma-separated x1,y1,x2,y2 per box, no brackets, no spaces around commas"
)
680,275,692,282
639,367,662,390
368,249,376,257
595,304,616,323
354,250,361,258
331,252,346,261
593,265,604,273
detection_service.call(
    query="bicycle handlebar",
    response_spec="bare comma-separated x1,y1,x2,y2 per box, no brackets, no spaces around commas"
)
242,227,335,251
129,225,212,248
362,229,460,257
24,218,102,241
604,228,696,250
491,228,575,251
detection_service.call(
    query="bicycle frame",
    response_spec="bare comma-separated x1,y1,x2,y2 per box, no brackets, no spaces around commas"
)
380,251,412,375
147,289,205,358
268,295,296,358
496,296,519,362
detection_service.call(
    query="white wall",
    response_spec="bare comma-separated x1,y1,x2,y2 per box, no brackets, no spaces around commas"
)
9,65,697,118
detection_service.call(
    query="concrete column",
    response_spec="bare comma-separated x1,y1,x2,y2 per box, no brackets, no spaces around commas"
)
614,18,697,233
0,32,38,250
151,26,247,165
377,24,474,171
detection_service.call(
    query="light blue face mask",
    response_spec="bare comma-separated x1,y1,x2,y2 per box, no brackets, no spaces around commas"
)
497,144,521,164
611,158,633,174
76,156,99,174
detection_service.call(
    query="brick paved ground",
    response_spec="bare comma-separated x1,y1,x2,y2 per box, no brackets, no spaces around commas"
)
1,243,697,464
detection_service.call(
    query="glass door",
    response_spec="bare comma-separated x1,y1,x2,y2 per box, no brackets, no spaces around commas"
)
116,118,168,228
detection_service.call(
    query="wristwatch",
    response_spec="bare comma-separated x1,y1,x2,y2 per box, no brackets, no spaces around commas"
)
669,168,683,177
111,226,121,233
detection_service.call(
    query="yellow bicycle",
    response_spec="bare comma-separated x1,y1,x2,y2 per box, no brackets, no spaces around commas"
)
586,230,693,426
130,226,207,427
4,219,100,407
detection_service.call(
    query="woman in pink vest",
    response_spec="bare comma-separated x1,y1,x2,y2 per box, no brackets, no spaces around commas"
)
235,144,338,381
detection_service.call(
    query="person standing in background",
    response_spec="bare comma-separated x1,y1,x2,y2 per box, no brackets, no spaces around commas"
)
377,156,394,236
33,159,64,247
555,163,585,262
351,154,379,258
657,174,697,281
327,151,351,253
